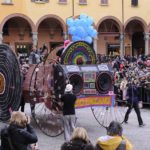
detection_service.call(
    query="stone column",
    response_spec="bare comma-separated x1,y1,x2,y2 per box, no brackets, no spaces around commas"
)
32,32,38,47
93,35,98,54
0,32,3,44
120,33,124,57
144,33,149,55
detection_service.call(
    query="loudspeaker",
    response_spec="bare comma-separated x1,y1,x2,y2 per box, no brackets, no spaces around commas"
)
96,64,114,94
53,64,114,98
60,65,83,95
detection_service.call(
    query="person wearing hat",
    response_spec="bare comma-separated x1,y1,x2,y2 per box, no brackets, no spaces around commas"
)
61,84,77,141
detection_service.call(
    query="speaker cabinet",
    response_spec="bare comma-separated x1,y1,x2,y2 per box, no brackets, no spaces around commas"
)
53,64,113,98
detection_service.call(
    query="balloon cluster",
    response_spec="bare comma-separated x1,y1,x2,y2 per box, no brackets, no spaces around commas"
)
67,14,97,44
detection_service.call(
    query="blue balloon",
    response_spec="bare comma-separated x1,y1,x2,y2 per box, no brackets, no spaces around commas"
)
74,19,80,27
67,14,97,43
84,36,93,44
91,29,97,38
80,19,88,27
87,26,94,36
87,17,94,26
72,36,81,42
80,13,87,19
75,26,87,38
67,18,74,27
68,27,76,35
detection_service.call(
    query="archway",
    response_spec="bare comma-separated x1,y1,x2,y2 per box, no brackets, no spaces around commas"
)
97,17,121,55
37,16,65,59
1,16,34,57
125,18,147,56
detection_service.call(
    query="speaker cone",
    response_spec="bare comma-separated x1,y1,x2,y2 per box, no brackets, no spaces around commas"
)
69,74,83,95
96,72,112,94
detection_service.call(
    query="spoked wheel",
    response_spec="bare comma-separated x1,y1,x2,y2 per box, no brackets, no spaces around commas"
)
91,99,128,128
29,59,65,137
31,97,64,137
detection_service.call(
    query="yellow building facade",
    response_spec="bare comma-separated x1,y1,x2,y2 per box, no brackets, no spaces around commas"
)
0,0,150,57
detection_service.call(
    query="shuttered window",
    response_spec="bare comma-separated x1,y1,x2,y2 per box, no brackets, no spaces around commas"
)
59,0,67,3
31,0,49,3
101,0,108,5
3,0,12,3
79,0,87,4
131,0,138,6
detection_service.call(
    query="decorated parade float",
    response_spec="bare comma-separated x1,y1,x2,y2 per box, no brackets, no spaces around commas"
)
0,14,127,137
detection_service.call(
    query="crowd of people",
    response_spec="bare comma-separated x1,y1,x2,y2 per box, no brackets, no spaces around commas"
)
98,54,150,104
61,121,133,150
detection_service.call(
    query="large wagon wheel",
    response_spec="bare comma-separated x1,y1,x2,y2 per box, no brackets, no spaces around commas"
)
29,59,66,137
0,44,22,121
91,98,128,128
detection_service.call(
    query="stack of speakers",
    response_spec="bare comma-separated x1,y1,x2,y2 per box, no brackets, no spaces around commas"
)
53,64,114,98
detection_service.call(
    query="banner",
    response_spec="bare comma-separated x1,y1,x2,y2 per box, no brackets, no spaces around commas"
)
75,95,115,108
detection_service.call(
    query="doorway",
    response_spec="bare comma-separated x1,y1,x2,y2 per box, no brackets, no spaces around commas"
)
107,44,120,56
132,32,145,56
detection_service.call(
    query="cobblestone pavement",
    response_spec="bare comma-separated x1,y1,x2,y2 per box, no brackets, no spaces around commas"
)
0,104,150,150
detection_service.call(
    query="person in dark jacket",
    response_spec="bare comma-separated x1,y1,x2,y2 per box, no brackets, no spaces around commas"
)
124,80,145,127
61,84,77,141
1,111,38,150
61,127,94,150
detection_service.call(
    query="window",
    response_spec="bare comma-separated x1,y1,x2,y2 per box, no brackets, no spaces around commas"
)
79,0,87,5
31,0,49,3
101,0,108,5
2,0,12,4
131,0,138,6
58,0,67,3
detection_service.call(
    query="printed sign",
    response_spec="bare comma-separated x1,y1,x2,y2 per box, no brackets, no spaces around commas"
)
75,95,115,108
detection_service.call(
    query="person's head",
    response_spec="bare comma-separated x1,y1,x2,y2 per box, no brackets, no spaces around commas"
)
107,121,123,136
71,127,89,143
65,84,73,93
10,111,28,127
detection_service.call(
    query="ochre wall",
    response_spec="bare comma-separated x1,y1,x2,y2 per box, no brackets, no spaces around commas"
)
1,0,150,28
0,0,150,55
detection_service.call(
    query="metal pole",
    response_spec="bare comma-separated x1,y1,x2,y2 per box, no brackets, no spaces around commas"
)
72,0,74,16
121,0,125,56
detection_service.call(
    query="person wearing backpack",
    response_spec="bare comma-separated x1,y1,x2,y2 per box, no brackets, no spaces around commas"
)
95,121,133,150
1,111,38,150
